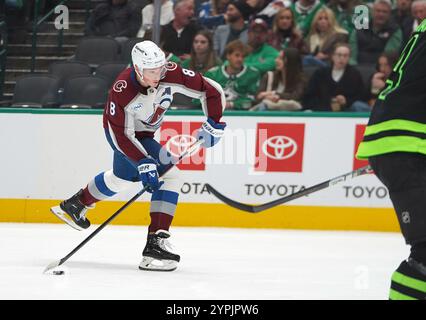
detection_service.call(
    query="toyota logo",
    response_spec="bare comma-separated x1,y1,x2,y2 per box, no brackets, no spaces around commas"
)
262,135,297,160
166,134,197,157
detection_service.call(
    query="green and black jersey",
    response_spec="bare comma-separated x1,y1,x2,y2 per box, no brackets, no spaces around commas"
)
357,19,426,160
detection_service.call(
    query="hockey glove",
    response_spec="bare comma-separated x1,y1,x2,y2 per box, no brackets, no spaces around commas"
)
196,117,226,148
138,157,161,193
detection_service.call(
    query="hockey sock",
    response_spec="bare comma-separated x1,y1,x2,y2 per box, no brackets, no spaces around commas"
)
389,260,426,300
80,186,100,207
148,212,173,233
148,189,178,233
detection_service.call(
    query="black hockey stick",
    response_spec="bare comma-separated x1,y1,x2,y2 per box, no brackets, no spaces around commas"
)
205,165,372,213
44,138,204,274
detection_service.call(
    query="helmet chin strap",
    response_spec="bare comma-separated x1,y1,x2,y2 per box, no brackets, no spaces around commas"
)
134,65,144,81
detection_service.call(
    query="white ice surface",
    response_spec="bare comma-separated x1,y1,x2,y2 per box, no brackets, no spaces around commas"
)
0,223,408,300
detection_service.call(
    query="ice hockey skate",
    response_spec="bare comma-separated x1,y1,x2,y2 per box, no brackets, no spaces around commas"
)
50,189,92,231
139,230,180,271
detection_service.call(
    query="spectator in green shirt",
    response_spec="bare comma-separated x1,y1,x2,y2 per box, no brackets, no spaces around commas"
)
327,0,363,36
244,17,280,76
204,40,261,110
290,0,325,37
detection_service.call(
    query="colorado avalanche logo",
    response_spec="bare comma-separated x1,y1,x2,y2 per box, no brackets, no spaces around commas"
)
158,87,172,109
113,80,127,93
165,62,178,71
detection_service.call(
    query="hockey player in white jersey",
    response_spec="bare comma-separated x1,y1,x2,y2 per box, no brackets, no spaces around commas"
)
51,41,226,271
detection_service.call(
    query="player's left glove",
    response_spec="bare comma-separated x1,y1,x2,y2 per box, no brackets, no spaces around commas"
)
196,117,226,148
138,157,162,193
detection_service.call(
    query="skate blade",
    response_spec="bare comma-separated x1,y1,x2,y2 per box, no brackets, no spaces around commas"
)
50,206,83,231
138,256,178,272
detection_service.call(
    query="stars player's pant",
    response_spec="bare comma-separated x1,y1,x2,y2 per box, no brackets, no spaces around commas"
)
51,133,181,271
369,153,426,300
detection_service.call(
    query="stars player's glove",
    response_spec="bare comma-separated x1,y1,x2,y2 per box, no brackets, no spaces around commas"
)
196,117,226,148
138,157,162,193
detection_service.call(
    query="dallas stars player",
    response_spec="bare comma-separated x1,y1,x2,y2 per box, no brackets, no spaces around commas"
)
357,19,426,300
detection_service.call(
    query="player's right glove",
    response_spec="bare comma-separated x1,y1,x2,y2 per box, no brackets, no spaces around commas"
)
196,117,226,148
138,157,161,193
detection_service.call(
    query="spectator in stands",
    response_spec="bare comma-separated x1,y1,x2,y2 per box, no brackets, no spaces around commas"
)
290,0,325,37
85,0,141,42
181,30,222,73
392,0,413,25
268,7,309,54
349,0,403,65
244,17,280,76
251,48,305,111
302,43,365,112
213,0,252,58
392,0,414,43
410,0,426,35
304,7,349,66
161,0,202,61
197,0,230,29
204,40,261,110
254,0,291,26
137,0,174,38
327,0,363,36
351,51,399,111
164,51,183,64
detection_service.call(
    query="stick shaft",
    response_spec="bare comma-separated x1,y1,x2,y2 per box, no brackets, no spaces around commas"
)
207,165,372,213
59,189,145,265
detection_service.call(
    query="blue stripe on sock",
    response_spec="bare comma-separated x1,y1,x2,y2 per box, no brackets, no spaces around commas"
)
151,190,179,205
94,173,117,197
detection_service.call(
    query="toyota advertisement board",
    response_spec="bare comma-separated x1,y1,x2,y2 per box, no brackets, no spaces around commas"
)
0,113,392,210
157,115,391,209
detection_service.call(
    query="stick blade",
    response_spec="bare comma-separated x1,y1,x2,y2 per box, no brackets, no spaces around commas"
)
205,184,258,213
43,259,62,275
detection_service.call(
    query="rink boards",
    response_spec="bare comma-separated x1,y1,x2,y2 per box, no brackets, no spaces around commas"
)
0,109,399,232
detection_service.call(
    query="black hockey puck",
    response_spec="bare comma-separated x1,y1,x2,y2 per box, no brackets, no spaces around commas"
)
53,270,65,275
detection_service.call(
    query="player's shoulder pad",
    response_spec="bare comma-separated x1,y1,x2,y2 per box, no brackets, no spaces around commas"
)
161,61,183,82
110,67,139,106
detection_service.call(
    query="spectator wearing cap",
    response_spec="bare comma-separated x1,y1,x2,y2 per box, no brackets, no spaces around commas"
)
290,0,325,38
349,0,403,65
244,18,280,76
213,0,252,58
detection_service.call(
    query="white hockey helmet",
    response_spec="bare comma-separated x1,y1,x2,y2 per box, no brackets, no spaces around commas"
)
131,40,167,79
